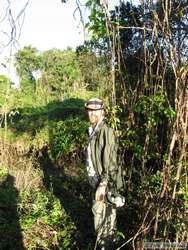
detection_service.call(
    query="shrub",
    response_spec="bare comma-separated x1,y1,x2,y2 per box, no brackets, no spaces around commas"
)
49,117,88,163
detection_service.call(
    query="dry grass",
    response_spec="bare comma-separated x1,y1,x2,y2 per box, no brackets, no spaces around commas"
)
10,158,43,192
0,140,43,192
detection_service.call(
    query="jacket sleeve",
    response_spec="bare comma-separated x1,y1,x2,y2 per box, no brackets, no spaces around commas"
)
101,127,118,190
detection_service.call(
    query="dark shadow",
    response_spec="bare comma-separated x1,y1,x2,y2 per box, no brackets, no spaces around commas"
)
0,174,25,250
38,153,95,249
8,98,86,135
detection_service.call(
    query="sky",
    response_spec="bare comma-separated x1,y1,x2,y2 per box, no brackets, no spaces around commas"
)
0,0,120,53
0,0,124,81
19,0,86,51
18,0,121,51
0,0,89,80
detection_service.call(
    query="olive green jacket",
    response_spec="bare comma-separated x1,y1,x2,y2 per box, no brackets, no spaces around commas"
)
89,120,123,194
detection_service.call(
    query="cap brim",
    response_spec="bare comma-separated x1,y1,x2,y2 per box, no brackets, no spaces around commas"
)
86,107,103,110
85,103,104,110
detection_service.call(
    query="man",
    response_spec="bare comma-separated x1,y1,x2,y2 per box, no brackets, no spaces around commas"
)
85,98,124,250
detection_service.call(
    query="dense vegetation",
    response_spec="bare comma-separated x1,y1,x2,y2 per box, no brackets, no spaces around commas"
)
0,0,187,249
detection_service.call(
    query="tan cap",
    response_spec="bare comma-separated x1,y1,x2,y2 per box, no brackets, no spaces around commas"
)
85,98,104,110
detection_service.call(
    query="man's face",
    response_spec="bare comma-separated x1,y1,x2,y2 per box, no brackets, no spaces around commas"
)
87,109,103,126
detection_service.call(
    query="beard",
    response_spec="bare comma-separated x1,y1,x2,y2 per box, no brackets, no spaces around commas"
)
89,115,99,125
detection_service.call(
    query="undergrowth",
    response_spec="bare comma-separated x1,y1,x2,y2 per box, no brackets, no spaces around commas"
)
0,161,94,250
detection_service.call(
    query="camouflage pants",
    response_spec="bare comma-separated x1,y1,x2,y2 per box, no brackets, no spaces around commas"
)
92,200,116,249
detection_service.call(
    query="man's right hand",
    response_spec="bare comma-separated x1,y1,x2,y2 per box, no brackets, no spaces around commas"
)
95,184,106,201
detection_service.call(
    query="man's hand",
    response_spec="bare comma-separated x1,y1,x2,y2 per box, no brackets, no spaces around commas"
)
95,184,106,201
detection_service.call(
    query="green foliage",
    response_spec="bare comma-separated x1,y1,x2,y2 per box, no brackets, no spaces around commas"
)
0,156,93,249
19,189,78,249
134,94,176,126
15,45,42,82
8,98,85,136
139,170,162,196
0,165,8,182
14,47,105,104
42,49,81,93
77,48,108,91
0,75,10,105
120,93,176,163
106,105,122,131
86,1,107,39
50,117,88,161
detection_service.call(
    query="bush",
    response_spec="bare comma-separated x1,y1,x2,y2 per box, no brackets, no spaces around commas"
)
49,117,88,162
19,189,78,249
